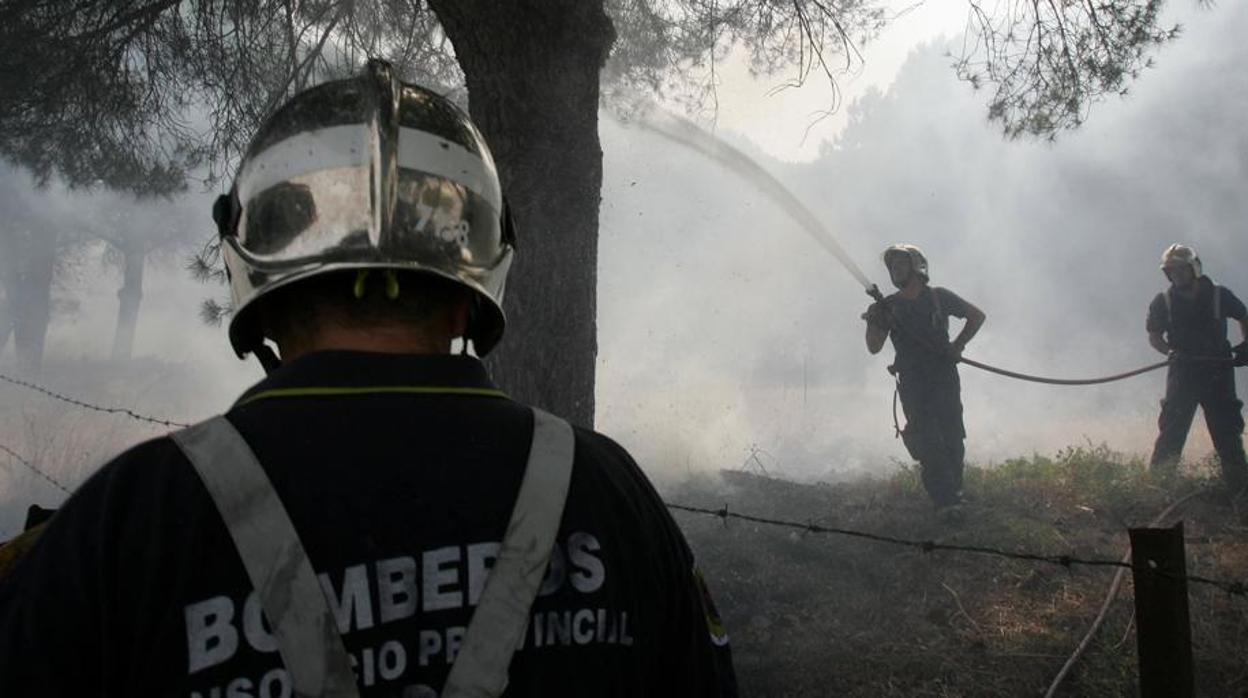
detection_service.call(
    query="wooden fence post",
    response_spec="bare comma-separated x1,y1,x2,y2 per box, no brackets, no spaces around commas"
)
1130,522,1194,698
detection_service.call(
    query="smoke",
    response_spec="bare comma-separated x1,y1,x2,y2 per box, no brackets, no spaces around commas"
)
595,2,1248,483
0,169,260,535
595,112,898,483
1,2,1245,534
608,106,875,290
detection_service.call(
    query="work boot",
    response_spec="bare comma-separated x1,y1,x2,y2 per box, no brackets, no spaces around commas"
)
1223,469,1248,502
937,503,966,525
1230,488,1248,526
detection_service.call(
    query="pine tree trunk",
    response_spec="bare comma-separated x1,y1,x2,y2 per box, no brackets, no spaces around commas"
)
5,228,56,373
110,241,146,361
0,247,13,355
0,301,11,355
429,0,614,429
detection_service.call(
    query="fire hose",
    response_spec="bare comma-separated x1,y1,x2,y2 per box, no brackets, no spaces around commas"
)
622,106,1241,388
1042,488,1205,698
864,284,1185,386
619,103,1244,692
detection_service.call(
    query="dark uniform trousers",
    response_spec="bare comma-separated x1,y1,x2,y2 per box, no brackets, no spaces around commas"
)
1151,362,1248,492
898,365,966,507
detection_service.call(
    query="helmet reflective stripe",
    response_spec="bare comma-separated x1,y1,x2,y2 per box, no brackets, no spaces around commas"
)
397,127,502,213
237,125,372,204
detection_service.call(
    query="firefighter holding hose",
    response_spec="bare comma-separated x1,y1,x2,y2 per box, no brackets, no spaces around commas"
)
864,245,986,514
1147,244,1248,502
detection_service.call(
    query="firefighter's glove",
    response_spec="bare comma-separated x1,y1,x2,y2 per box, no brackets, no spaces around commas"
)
1234,341,1248,367
862,301,891,330
1168,349,1190,364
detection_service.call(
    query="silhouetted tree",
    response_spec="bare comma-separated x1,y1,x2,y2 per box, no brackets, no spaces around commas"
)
955,0,1178,138
0,0,1195,424
0,168,68,372
78,195,198,361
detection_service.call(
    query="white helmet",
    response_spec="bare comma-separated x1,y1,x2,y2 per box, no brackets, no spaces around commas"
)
882,244,929,281
1160,244,1202,279
214,60,516,360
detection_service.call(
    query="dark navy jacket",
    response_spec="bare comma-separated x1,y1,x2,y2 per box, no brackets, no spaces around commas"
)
0,352,737,697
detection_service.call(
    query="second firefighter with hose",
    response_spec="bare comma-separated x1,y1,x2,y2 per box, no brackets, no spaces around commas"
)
1146,244,1248,504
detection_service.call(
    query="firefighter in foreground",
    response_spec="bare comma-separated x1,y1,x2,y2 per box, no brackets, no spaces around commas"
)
0,61,737,697
1146,244,1248,498
864,245,986,512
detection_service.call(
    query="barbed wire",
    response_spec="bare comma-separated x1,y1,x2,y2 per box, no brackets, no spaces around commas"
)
0,442,71,494
1181,572,1248,598
667,502,1248,598
2,371,1246,598
0,372,191,429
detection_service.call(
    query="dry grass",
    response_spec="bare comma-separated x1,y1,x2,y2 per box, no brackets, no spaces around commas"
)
0,357,205,535
671,446,1248,696
4,368,1247,695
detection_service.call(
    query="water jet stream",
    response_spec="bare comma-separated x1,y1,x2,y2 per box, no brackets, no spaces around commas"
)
609,105,1175,386
611,106,875,292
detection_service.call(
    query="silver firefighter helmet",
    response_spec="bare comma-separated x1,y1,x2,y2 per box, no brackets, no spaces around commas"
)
882,244,929,281
1160,243,1202,279
214,59,515,359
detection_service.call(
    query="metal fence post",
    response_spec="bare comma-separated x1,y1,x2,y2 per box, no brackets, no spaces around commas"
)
1130,522,1194,698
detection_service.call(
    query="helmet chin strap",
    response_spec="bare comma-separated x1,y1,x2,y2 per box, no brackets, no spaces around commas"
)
254,333,472,368
254,344,282,374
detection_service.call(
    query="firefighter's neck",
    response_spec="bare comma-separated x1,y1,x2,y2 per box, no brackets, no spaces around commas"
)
277,306,469,362
897,276,926,299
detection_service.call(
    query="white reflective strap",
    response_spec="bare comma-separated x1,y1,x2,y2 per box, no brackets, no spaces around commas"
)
171,417,360,698
442,408,576,698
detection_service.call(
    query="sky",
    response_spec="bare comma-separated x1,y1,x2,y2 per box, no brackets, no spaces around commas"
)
1,1,1246,533
706,0,971,162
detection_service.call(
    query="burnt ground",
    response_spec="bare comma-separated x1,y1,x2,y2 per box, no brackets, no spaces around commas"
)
4,364,1248,695
669,447,1248,697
